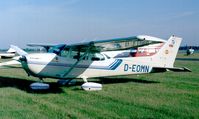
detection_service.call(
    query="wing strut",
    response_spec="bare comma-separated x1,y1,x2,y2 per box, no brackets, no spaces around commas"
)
61,43,93,78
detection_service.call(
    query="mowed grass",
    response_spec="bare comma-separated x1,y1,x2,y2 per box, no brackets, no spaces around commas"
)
0,53,199,119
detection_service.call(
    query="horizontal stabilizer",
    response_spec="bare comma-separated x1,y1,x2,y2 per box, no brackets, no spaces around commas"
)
152,67,191,73
167,67,191,72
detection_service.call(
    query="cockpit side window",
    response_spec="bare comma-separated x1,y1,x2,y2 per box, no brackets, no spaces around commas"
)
60,48,105,61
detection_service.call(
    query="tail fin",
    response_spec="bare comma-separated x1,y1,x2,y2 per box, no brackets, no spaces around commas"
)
152,36,182,68
7,47,16,53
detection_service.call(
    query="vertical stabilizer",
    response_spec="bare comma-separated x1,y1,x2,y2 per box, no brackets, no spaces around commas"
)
152,36,182,68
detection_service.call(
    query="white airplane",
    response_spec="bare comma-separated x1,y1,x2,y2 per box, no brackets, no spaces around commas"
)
0,35,191,91
187,47,194,55
0,47,16,59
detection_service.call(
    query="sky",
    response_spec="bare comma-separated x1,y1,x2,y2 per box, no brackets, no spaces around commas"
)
0,0,198,48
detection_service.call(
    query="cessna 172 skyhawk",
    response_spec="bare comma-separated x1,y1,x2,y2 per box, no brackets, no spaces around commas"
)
0,35,190,90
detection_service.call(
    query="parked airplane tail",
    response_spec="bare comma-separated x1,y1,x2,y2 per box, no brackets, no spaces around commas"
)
152,35,182,68
7,47,16,53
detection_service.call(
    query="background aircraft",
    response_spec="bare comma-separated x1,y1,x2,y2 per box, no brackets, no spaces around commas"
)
0,47,16,59
187,47,195,55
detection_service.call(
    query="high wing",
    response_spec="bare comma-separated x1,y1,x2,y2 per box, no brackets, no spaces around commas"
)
67,35,166,52
27,35,166,53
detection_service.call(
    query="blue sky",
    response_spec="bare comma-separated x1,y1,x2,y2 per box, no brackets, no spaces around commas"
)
0,0,198,48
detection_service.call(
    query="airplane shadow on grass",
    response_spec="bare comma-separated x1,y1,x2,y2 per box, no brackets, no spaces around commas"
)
0,76,64,94
98,77,159,84
0,76,159,93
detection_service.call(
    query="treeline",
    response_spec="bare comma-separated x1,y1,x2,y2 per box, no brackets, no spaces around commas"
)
179,46,199,50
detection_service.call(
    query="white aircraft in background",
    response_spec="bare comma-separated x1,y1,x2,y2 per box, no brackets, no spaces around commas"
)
0,35,191,91
187,47,194,55
0,47,16,59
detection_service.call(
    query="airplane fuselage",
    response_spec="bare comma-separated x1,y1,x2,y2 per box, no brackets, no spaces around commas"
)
24,53,154,79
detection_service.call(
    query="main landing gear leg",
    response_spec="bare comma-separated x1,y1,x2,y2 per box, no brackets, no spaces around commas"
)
82,76,88,83
57,79,76,86
39,77,43,82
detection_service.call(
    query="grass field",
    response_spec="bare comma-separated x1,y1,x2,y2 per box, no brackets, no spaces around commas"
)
0,53,199,119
